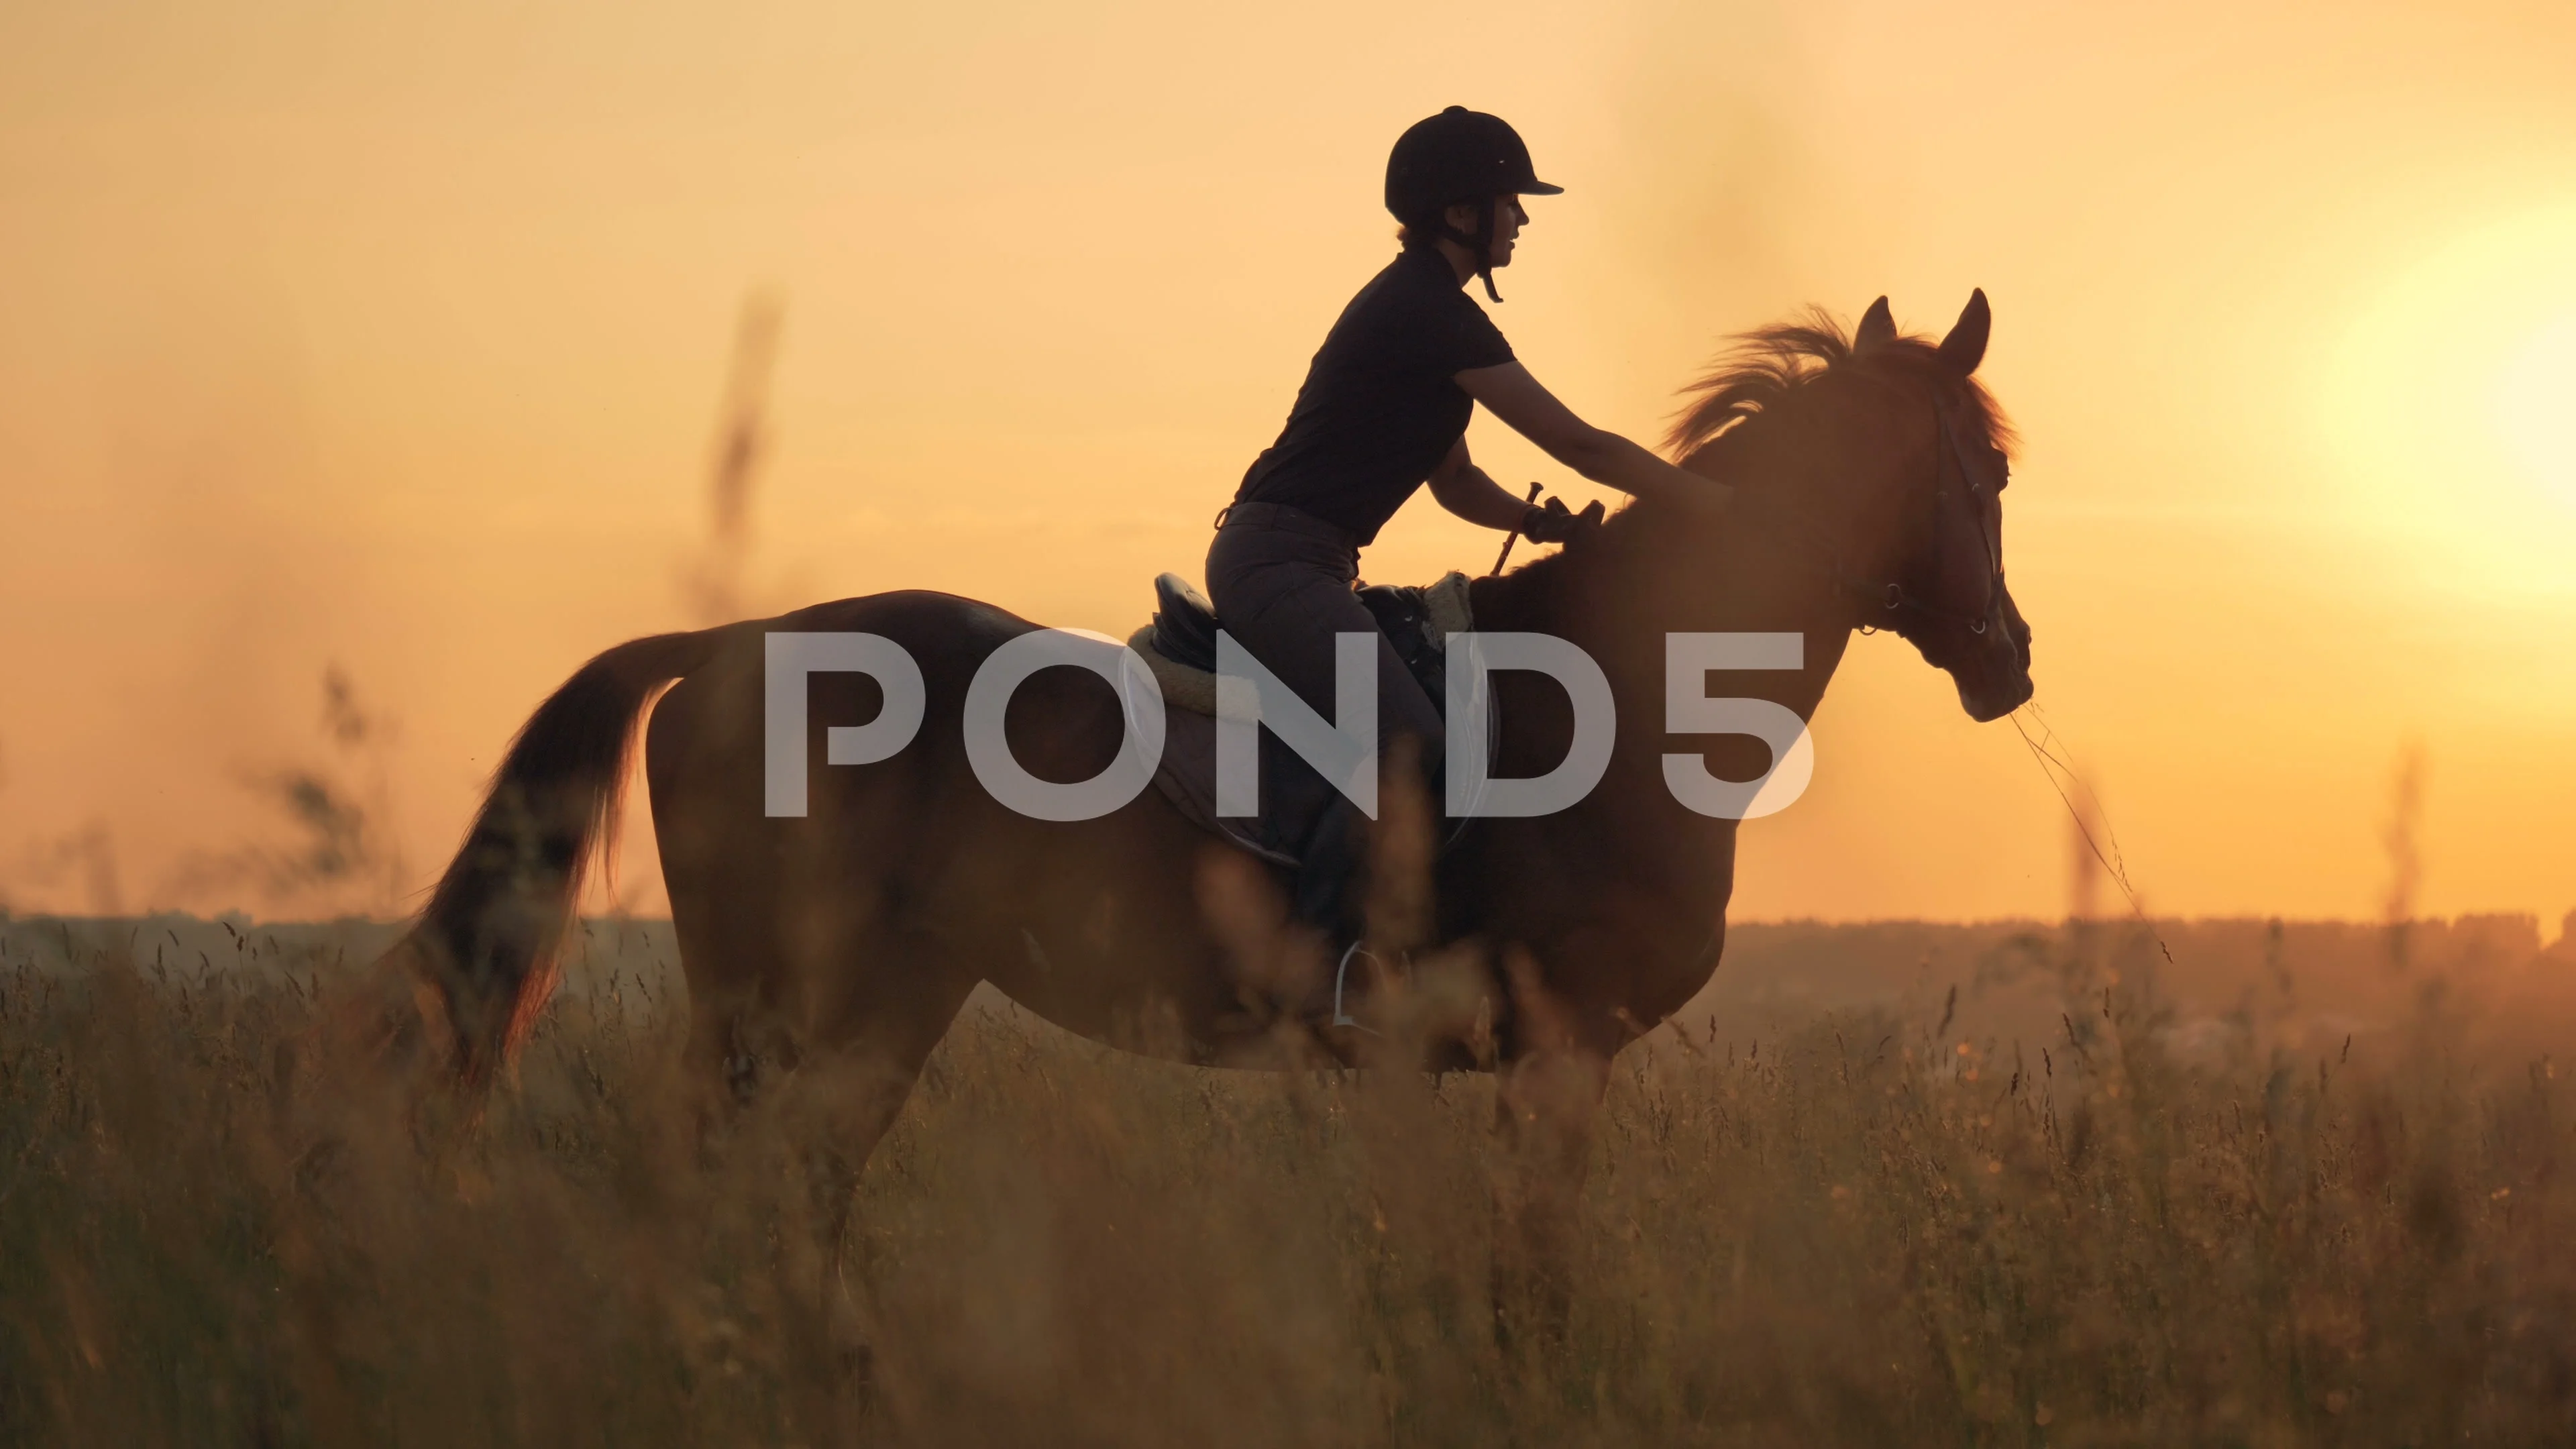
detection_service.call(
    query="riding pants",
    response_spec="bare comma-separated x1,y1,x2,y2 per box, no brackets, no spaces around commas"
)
1203,502,1446,784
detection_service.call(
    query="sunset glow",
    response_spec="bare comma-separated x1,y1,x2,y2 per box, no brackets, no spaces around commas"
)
1,0,2569,927
2498,313,2576,511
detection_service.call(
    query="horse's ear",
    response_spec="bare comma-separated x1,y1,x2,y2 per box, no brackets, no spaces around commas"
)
1937,288,1991,374
1854,297,1895,350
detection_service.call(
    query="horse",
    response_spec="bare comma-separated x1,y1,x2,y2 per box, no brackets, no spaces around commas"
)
384,290,2029,1324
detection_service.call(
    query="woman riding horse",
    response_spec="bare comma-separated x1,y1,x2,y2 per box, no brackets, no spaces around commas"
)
372,109,2031,1328
1213,106,1721,938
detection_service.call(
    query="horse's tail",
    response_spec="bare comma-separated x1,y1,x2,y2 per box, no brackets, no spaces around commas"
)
393,627,729,1089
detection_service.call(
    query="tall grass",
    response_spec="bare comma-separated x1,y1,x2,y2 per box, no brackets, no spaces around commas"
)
2,920,2572,1446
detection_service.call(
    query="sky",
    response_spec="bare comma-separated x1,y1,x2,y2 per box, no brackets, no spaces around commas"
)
1,0,2571,926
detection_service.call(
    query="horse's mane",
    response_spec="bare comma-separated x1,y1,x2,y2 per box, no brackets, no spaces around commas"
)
1484,304,2017,608
1662,307,2017,462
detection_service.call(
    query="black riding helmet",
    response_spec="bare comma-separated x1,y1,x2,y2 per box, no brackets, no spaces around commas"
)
1385,106,1562,303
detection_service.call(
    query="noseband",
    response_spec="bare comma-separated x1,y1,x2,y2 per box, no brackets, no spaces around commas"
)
1813,398,2007,639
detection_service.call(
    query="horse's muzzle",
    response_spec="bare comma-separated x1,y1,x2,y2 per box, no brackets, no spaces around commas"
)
1951,592,2034,722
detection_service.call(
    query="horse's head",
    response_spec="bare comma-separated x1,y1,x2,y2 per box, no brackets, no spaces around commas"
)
1848,291,2032,720
1669,290,2033,722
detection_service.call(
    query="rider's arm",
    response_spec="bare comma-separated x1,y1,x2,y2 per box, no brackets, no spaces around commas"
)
1425,437,1540,531
1454,361,1726,510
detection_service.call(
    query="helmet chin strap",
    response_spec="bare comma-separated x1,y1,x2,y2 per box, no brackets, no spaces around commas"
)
1436,197,1505,303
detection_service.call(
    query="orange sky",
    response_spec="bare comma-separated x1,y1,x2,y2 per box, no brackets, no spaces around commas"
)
2,0,2571,926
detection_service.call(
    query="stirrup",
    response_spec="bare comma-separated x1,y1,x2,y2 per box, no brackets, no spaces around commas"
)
1330,941,1385,1037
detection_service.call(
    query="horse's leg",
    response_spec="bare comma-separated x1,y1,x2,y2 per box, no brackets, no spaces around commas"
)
1489,947,1613,1353
1491,1052,1609,1350
670,845,976,1407
793,922,978,1291
647,662,970,1368
657,793,804,1158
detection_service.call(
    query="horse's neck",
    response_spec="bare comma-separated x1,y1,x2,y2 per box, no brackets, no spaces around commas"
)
1477,499,1858,727
1458,506,1858,981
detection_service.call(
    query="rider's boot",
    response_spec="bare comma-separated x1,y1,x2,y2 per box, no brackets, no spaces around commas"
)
1297,795,1401,1031
1291,794,1368,951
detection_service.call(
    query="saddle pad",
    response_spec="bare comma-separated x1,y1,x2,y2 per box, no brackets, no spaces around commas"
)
1147,704,1318,867
1130,570,1477,868
1128,570,1475,718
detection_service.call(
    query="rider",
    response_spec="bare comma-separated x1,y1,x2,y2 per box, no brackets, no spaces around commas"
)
1209,106,1719,941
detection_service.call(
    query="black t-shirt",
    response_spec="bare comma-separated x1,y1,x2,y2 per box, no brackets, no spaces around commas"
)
1234,246,1515,545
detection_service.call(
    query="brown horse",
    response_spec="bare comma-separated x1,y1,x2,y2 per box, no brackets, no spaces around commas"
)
389,291,2027,1301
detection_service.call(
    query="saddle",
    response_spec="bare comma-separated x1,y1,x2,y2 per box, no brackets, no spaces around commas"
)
1128,571,1474,867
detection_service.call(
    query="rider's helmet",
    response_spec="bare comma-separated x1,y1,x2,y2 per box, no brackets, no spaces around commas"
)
1384,106,1561,303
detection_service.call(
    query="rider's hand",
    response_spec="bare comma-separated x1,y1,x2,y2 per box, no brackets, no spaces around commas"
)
1520,496,1605,545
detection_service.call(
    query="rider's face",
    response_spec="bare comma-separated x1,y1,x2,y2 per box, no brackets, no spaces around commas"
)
1442,195,1529,268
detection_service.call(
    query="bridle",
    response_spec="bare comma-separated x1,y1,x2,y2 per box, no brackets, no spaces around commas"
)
1776,392,2008,640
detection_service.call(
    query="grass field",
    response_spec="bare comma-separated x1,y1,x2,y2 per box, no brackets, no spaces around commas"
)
3,912,2573,1446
